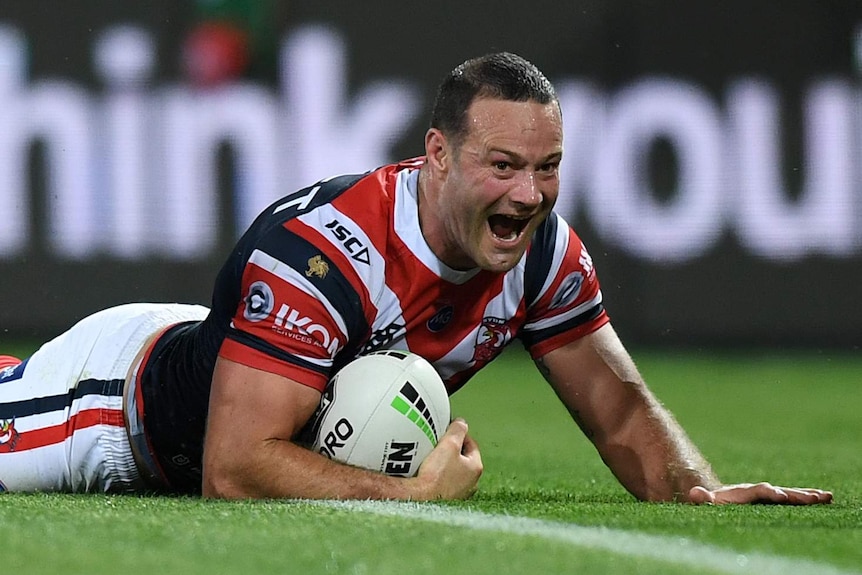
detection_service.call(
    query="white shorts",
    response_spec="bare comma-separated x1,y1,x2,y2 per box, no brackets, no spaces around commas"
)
0,303,209,493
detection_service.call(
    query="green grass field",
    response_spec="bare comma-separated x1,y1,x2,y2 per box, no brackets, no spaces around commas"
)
0,343,860,574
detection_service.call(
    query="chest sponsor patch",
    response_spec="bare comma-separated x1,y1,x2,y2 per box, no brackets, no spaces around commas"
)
426,304,454,333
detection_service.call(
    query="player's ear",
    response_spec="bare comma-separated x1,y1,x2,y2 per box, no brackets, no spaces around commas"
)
424,128,449,173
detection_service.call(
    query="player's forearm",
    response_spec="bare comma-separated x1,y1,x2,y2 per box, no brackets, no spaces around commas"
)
598,391,720,502
202,438,422,500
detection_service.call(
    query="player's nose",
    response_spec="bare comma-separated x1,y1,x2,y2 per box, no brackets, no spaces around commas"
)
509,171,542,208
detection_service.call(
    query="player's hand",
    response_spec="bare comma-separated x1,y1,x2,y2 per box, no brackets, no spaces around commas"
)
412,418,483,500
687,483,833,505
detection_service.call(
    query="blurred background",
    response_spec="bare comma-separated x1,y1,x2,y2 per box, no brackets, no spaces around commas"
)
1,0,862,349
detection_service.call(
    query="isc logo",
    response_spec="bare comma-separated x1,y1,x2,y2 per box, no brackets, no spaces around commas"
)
325,219,371,265
383,441,418,476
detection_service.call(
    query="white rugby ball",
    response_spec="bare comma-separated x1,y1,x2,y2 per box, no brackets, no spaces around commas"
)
309,350,450,477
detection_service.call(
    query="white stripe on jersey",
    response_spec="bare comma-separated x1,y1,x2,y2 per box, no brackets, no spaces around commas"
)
434,327,485,381
523,290,604,332
296,205,388,302
295,203,410,352
393,169,481,285
248,249,350,340
434,258,527,381
497,258,527,319
528,212,571,308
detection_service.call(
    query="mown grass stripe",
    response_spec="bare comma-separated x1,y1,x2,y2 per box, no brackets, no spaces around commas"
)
310,500,859,575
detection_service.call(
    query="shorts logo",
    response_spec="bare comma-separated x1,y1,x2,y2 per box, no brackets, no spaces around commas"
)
472,317,512,363
0,419,20,452
549,272,584,310
0,358,28,383
243,281,275,322
306,255,330,278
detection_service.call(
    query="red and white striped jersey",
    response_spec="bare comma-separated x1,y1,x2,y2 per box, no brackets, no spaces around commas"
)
139,158,609,490
219,158,609,394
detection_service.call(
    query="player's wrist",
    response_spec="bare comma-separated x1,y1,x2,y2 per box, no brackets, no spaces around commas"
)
397,473,435,501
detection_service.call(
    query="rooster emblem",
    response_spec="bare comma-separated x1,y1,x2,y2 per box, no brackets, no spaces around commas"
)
306,255,330,278
472,317,512,363
0,419,20,452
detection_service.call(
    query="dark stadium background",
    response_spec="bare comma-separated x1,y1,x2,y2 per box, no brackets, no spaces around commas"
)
1,1,861,349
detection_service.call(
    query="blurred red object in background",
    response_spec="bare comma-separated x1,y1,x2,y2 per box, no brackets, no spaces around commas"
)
182,21,250,88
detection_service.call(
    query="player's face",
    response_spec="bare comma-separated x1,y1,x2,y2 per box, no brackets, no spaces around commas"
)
428,97,563,273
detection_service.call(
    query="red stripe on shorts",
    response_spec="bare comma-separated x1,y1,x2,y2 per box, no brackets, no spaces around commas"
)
0,408,125,453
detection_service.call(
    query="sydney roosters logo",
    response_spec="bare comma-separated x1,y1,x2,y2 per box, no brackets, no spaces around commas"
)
472,317,512,363
306,255,330,278
0,419,20,452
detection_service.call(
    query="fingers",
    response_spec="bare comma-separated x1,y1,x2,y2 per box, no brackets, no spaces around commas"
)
459,427,483,470
716,482,790,504
773,486,833,505
413,418,483,501
443,418,483,470
437,417,468,451
687,486,716,505
689,482,833,506
441,417,469,446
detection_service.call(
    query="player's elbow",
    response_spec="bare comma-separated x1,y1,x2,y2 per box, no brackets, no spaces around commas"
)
201,455,253,499
202,468,245,499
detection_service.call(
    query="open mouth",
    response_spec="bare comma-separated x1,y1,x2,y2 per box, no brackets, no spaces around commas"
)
488,214,531,242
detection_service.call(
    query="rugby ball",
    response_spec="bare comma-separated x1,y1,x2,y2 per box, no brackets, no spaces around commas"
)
309,350,450,477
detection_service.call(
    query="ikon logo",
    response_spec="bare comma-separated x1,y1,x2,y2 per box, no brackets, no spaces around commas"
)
273,303,340,356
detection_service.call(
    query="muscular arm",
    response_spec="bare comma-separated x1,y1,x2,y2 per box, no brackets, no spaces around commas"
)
537,323,832,504
536,323,718,502
202,357,482,500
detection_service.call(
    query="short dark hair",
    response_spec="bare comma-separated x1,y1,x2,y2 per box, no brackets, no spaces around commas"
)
429,52,558,147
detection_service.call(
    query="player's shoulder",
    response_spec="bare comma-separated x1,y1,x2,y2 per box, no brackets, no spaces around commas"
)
337,157,424,209
242,160,416,234
527,211,583,259
523,212,590,300
330,159,420,212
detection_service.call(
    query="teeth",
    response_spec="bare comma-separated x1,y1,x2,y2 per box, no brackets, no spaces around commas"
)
488,213,531,242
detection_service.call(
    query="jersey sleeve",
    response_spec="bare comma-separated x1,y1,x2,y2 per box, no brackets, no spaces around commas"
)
218,220,371,393
518,212,610,359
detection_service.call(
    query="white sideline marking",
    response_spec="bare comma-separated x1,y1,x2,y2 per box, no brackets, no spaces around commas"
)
309,500,859,575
